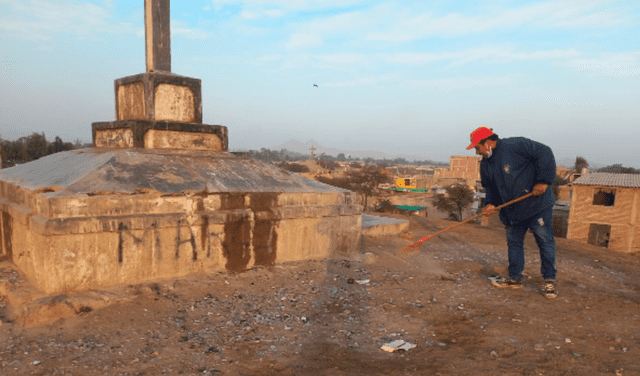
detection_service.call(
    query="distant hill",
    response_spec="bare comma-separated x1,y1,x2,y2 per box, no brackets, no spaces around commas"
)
271,139,446,165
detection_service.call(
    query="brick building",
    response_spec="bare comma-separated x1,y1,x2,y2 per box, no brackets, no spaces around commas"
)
566,173,640,253
433,156,481,188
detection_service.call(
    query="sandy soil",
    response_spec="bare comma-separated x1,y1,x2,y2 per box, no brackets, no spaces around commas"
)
1,215,639,376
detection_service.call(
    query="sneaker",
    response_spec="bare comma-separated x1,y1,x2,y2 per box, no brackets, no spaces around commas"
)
542,279,558,299
489,276,523,289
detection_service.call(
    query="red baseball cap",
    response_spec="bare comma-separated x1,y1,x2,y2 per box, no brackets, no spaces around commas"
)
466,126,495,150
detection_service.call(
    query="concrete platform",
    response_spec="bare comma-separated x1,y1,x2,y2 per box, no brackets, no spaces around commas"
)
361,214,409,236
0,148,362,294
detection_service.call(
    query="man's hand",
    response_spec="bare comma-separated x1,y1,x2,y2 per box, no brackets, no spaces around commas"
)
532,183,548,196
483,204,496,216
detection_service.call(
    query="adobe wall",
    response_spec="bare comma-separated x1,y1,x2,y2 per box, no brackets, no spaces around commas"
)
566,185,640,253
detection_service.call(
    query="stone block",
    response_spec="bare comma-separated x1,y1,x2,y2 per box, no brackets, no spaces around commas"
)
117,82,145,120
92,120,228,151
144,129,223,151
94,128,134,148
114,72,202,123
154,83,195,122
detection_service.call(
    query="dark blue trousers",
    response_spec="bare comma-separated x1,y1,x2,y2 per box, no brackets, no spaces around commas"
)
505,206,557,281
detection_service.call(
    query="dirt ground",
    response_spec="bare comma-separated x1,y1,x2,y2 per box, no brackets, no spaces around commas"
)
1,214,639,376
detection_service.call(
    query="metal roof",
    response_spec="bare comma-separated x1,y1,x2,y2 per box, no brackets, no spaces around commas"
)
572,172,640,188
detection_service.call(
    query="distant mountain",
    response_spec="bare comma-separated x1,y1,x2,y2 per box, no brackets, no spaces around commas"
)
271,139,445,164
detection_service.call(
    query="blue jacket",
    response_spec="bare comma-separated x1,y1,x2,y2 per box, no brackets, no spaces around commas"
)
481,137,556,225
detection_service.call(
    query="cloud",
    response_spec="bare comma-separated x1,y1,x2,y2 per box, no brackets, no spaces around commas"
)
454,48,584,65
286,33,322,50
171,20,211,40
240,8,283,19
240,10,260,20
509,88,607,107
314,54,367,64
323,74,394,88
284,4,387,50
0,0,138,41
404,75,521,92
0,0,212,42
378,52,457,65
376,47,583,66
265,9,284,17
280,1,630,50
366,0,630,42
299,47,592,74
566,52,640,77
258,54,282,61
211,0,368,11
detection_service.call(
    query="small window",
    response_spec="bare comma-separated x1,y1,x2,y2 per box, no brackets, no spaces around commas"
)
593,188,615,206
404,179,411,186
588,224,611,248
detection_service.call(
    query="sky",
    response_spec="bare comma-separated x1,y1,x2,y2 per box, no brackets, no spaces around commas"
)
1,0,639,167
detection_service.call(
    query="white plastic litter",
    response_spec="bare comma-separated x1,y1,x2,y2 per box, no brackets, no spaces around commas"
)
381,340,417,352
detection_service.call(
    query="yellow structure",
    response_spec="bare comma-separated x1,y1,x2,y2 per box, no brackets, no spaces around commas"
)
396,178,417,189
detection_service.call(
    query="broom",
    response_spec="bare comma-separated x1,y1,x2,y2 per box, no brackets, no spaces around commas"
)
401,192,534,252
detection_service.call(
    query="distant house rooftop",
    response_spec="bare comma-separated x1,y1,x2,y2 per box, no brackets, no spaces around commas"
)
572,172,640,188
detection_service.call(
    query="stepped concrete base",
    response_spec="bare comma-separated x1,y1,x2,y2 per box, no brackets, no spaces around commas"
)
0,213,397,327
0,148,361,295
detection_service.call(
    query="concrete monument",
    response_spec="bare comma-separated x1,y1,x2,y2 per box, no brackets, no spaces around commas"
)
0,0,361,295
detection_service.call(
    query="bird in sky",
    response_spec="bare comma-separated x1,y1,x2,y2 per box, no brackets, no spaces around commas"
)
313,84,318,88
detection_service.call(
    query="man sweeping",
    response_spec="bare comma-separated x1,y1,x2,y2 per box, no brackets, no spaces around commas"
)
468,126,558,299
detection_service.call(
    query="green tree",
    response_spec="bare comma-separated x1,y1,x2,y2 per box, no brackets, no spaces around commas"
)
48,136,74,154
575,156,589,173
1,138,27,167
596,164,640,174
432,184,475,221
316,164,392,210
25,132,48,161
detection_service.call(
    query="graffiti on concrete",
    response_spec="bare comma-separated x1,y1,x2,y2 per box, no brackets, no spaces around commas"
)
117,221,162,263
117,218,228,263
113,193,282,271
175,218,197,261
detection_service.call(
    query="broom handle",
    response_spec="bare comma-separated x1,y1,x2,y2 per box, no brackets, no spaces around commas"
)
409,192,534,247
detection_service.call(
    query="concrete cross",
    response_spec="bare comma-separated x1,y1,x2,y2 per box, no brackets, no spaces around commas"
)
145,0,171,72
